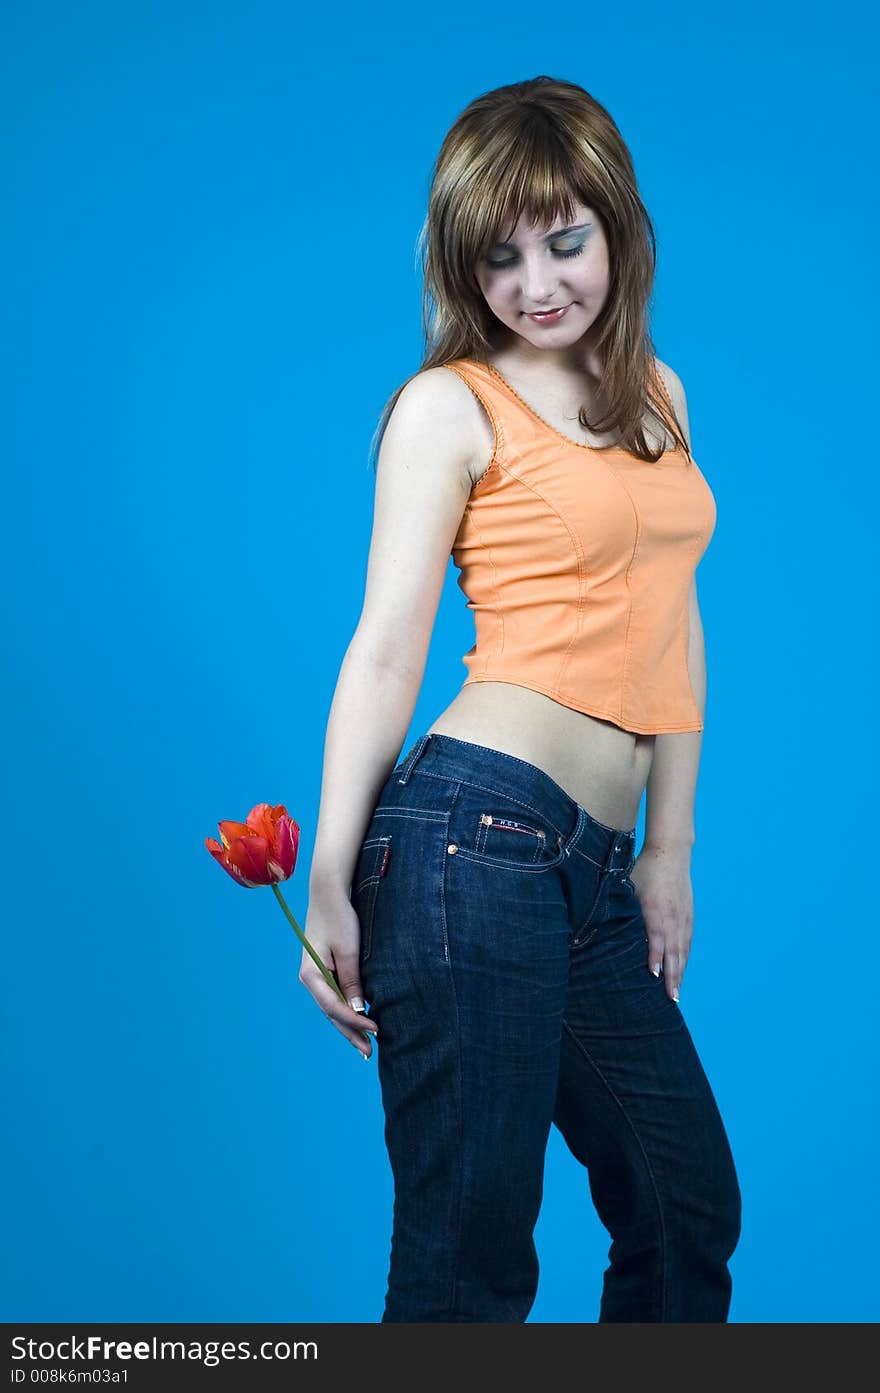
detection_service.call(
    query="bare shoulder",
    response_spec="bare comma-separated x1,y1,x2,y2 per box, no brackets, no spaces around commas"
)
355,368,486,669
393,364,494,489
653,356,692,452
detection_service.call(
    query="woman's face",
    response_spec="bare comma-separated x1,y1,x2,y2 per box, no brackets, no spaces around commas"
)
474,200,610,363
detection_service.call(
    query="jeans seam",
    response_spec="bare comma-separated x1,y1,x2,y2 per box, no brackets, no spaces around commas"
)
411,768,589,855
561,1019,669,1322
445,784,465,1318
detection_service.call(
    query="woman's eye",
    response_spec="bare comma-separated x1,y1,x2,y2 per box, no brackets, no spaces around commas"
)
486,242,586,270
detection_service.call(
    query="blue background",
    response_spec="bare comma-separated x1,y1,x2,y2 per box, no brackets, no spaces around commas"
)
4,0,877,1323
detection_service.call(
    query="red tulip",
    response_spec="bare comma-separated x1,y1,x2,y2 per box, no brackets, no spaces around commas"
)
206,802,373,1052
205,802,300,888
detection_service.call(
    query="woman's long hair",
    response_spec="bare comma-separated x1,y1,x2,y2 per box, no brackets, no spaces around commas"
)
369,75,688,471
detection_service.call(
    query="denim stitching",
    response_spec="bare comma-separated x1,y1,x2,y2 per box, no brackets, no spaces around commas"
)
352,871,381,897
396,734,429,784
561,1019,669,1321
476,815,545,864
436,805,453,967
451,843,567,875
410,768,570,844
353,835,392,961
420,741,632,835
372,806,449,822
444,782,466,1317
352,836,392,898
409,769,628,870
414,739,635,837
570,876,610,947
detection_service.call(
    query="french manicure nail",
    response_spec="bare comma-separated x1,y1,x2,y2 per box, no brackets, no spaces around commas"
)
672,989,680,1003
349,996,366,1012
651,964,661,977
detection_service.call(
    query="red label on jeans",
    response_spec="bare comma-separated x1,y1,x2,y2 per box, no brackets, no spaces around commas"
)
380,846,392,877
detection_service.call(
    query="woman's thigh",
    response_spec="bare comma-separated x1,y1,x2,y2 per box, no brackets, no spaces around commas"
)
353,765,576,1239
553,877,741,1264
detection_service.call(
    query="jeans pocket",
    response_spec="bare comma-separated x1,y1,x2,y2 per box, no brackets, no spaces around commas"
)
449,790,566,873
350,833,392,963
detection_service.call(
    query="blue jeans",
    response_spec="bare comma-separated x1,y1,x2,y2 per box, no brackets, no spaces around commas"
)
350,732,742,1322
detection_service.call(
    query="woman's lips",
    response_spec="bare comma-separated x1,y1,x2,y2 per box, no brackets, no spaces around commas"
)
526,303,571,324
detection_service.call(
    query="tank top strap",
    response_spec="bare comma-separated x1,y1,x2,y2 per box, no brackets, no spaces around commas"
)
443,358,510,460
448,354,683,456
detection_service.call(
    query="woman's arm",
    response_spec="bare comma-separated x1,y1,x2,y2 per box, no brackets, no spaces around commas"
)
636,362,705,1003
300,367,482,1050
308,367,479,900
644,358,703,854
643,578,704,854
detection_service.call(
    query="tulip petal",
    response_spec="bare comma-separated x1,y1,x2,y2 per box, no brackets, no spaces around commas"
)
205,838,263,888
227,834,276,886
217,819,254,851
270,815,299,879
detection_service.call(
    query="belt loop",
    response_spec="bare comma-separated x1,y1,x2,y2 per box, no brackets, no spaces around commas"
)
397,732,432,784
563,804,587,857
604,831,625,872
605,828,636,871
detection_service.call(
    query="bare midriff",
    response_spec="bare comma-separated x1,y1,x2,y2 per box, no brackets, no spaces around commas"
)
425,681,655,832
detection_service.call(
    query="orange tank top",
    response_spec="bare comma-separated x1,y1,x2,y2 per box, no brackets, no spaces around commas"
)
444,357,717,735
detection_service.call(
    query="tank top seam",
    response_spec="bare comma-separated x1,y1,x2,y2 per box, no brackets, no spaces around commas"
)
605,462,644,726
456,501,505,675
476,457,587,699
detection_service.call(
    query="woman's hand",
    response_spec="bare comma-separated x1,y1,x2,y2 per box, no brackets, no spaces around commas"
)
629,845,694,1004
299,888,380,1059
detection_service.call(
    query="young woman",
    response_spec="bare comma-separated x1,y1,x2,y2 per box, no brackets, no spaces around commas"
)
302,75,742,1323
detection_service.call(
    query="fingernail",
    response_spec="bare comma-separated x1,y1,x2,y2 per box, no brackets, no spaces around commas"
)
651,964,661,977
672,988,680,1003
349,996,366,1012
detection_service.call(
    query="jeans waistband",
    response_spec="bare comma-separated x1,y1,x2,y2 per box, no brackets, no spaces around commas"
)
395,732,636,873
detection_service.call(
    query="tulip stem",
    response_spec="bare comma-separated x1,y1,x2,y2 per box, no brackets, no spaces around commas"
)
271,884,347,1002
271,885,373,1049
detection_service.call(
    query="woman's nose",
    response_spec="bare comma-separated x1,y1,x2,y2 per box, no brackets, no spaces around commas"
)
520,260,559,302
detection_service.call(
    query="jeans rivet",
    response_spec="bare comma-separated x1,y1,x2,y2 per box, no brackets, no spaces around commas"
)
447,843,458,854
